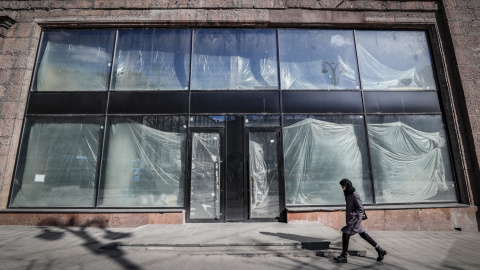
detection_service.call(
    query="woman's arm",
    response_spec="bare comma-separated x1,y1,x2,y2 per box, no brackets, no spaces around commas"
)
353,192,364,214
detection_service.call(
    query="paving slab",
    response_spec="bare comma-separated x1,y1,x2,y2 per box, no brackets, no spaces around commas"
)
1,223,480,269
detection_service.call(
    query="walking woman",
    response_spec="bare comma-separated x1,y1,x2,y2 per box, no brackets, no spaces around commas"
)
333,179,387,263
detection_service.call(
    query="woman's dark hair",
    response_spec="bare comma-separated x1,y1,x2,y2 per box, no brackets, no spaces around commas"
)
339,178,356,197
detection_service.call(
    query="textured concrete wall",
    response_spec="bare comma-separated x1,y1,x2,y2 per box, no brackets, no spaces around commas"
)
0,0,479,228
440,0,480,207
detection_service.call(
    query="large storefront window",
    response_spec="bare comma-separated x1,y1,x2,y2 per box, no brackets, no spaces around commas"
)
355,30,437,90
278,30,360,90
112,30,191,90
283,115,372,205
14,28,458,210
367,115,456,203
191,29,279,90
99,116,187,207
10,118,103,207
33,30,115,91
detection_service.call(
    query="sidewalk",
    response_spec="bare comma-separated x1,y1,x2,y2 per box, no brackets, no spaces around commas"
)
1,222,479,269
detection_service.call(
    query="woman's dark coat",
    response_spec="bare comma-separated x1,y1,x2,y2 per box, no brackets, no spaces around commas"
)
341,190,365,235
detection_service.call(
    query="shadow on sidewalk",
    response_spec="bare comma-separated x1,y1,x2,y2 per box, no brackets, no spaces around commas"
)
259,231,333,250
441,237,480,269
35,217,142,270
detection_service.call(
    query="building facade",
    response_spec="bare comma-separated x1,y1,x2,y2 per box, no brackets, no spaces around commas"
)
0,0,479,230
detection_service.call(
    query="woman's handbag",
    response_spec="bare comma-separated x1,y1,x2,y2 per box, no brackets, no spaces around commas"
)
361,211,368,220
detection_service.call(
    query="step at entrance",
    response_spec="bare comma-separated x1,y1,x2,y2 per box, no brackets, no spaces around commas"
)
100,241,367,257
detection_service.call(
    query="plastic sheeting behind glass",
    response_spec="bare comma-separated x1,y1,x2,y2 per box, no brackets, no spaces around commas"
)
249,132,280,218
191,29,278,90
10,118,103,207
99,116,187,207
113,30,191,90
190,133,221,219
283,116,372,205
278,30,360,90
34,31,115,91
367,115,456,203
356,31,437,90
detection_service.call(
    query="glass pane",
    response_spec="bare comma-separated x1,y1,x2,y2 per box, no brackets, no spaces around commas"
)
356,30,437,90
245,115,280,127
283,115,372,205
191,29,278,90
190,133,221,219
10,118,103,207
99,116,187,207
279,30,360,90
190,115,226,127
34,30,115,91
367,115,456,203
113,30,191,90
249,132,280,218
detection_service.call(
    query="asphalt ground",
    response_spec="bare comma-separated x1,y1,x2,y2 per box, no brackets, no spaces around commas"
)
1,222,479,270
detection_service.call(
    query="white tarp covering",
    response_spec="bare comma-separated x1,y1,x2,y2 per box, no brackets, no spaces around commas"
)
191,54,278,90
190,133,221,219
281,56,357,90
249,139,279,217
283,118,366,205
368,121,448,202
357,44,424,89
101,119,185,207
37,40,111,91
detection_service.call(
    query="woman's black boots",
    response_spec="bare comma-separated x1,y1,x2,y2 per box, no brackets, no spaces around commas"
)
334,251,348,263
375,246,387,261
334,233,350,263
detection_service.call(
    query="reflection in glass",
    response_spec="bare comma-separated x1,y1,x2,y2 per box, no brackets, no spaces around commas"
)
249,132,280,218
367,115,456,203
35,31,115,91
245,115,280,127
190,115,226,127
10,118,103,207
190,133,221,219
113,30,191,90
356,30,437,90
191,29,278,90
279,30,360,90
100,116,187,207
283,115,372,205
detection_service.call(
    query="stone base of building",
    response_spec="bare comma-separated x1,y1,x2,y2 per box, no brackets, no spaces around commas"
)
0,211,185,228
287,206,480,231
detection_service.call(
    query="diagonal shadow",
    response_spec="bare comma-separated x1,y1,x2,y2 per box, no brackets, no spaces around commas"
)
260,231,332,250
35,217,141,270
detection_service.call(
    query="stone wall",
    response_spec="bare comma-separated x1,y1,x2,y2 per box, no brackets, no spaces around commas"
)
0,211,185,227
0,0,479,229
287,206,479,231
440,0,480,207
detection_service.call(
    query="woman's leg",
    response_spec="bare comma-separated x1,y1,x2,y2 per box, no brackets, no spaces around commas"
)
334,233,350,263
359,232,387,261
359,232,377,247
342,233,350,253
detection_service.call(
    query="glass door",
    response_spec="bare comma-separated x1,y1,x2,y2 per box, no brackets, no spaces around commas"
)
247,129,283,220
187,129,224,222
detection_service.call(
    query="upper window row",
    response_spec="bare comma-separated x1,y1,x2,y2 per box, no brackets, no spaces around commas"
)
33,29,437,92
